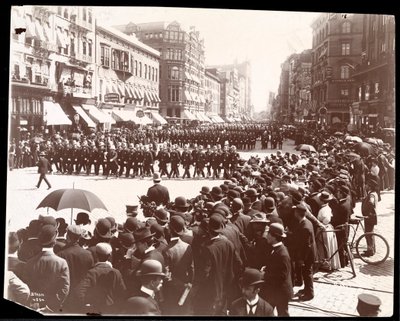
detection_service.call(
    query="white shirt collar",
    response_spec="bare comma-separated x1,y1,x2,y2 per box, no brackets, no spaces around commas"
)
272,242,283,248
246,294,259,314
210,235,220,241
95,261,113,268
42,247,54,253
170,237,180,242
141,285,155,298
144,245,156,254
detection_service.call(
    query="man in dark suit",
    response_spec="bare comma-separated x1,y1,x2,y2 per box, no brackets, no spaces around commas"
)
230,268,274,316
192,214,242,315
146,172,170,206
261,223,293,316
290,204,316,301
331,185,353,267
36,152,51,189
21,224,70,312
125,259,165,315
57,225,94,313
161,215,194,315
76,242,126,315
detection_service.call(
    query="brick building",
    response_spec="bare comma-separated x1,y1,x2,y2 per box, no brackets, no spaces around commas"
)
311,13,364,126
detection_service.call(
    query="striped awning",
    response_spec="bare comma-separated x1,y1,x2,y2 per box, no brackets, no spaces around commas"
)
82,104,116,124
151,111,167,125
143,90,152,103
116,82,125,97
135,88,144,100
43,101,72,126
181,110,196,120
184,90,192,102
73,105,96,127
153,90,161,102
56,29,68,48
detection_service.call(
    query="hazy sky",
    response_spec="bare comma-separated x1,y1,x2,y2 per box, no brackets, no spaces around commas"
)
94,7,320,112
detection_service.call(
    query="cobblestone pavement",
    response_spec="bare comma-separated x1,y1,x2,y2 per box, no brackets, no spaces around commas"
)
5,139,396,317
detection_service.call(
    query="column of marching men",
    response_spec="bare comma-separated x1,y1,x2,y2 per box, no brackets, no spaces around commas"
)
9,122,288,172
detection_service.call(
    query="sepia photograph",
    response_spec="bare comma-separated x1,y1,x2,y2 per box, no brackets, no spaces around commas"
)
5,5,395,317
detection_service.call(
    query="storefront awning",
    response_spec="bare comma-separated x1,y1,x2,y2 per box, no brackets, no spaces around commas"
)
199,112,212,123
34,21,46,42
181,110,196,120
151,111,167,125
82,104,116,124
184,90,192,102
185,71,193,81
143,90,152,103
215,115,225,123
56,29,68,48
153,91,161,102
128,84,138,99
112,109,136,122
135,88,144,100
43,101,72,126
116,82,125,97
73,105,96,127
138,115,153,125
125,84,136,100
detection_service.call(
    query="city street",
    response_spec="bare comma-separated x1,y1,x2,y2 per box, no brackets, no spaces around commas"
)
6,139,395,317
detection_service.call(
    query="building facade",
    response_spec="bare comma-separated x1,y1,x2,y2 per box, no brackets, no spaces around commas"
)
204,69,223,122
206,61,252,119
115,21,207,123
351,14,395,130
277,59,290,122
289,50,312,122
311,13,364,126
95,24,162,126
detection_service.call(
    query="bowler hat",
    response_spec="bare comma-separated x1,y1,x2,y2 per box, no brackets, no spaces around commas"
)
319,191,333,202
263,197,276,211
118,232,135,248
39,215,58,228
126,205,139,217
27,219,42,237
357,293,381,315
75,212,91,225
208,213,225,233
232,198,244,212
211,186,224,199
199,186,210,195
95,218,113,239
133,227,155,243
240,268,264,288
220,184,229,194
39,225,58,246
124,217,142,233
227,189,240,199
294,203,308,213
137,259,165,277
153,172,162,182
174,196,190,209
250,212,269,224
268,222,287,238
150,223,165,239
169,215,185,236
154,208,169,224
245,188,259,198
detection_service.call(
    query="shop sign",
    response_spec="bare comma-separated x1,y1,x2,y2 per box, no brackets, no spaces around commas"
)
20,119,28,125
104,93,120,103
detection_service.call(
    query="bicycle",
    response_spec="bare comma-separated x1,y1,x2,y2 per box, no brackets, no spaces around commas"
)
315,225,357,277
347,215,390,265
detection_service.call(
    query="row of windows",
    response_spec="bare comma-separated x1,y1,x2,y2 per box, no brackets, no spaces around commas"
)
165,48,183,60
100,46,158,81
314,21,351,46
57,7,92,24
11,97,42,114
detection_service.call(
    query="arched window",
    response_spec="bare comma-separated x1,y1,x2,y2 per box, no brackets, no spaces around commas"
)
340,65,350,79
342,21,351,33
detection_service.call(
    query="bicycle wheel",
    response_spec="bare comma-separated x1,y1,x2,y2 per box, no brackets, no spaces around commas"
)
355,233,390,265
345,243,356,277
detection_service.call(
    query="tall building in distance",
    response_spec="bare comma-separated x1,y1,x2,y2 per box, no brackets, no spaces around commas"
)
289,49,312,122
206,61,252,120
310,13,364,126
114,21,208,123
351,14,395,129
277,59,290,122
